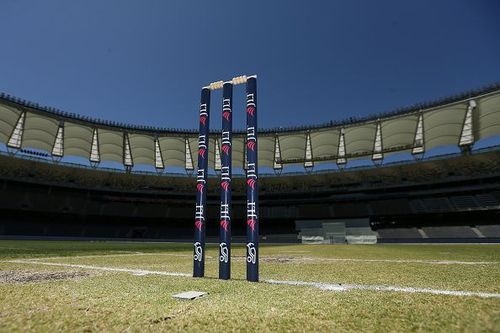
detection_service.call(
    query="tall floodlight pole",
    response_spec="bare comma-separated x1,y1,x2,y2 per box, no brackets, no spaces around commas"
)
193,87,210,278
245,76,259,282
219,82,233,280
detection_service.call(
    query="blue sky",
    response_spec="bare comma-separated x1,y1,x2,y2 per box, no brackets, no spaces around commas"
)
0,0,499,132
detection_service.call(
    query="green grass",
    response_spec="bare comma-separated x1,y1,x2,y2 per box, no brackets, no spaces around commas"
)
0,241,499,332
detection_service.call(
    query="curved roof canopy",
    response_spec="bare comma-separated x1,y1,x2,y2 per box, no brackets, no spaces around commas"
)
1,85,500,172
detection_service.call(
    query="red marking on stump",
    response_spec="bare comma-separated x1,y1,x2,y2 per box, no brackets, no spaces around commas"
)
247,141,256,151
195,220,203,231
222,144,231,155
199,115,207,126
246,178,256,189
220,220,229,231
246,106,255,117
247,219,256,231
221,181,230,191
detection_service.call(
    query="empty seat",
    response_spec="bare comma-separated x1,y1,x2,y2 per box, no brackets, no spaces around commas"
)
422,226,477,238
423,198,452,212
475,194,498,207
377,228,422,239
451,196,478,210
476,225,500,238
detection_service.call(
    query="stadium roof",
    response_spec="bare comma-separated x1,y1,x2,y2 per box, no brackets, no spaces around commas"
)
1,84,499,171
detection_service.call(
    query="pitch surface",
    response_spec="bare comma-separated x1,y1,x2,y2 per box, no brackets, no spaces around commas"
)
0,241,499,332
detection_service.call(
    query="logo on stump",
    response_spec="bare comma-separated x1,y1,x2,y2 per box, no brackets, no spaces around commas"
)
219,242,229,263
246,242,256,264
194,241,203,262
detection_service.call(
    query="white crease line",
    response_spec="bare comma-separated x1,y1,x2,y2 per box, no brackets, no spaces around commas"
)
280,251,311,253
263,279,500,299
230,257,498,265
294,258,499,265
3,254,495,266
5,255,494,266
7,260,500,299
7,253,196,261
7,260,190,277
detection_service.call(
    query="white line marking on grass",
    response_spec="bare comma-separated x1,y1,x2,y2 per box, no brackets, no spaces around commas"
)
295,258,499,265
7,260,190,277
280,251,311,253
263,279,500,299
244,257,498,265
3,255,492,265
13,253,197,261
8,260,500,299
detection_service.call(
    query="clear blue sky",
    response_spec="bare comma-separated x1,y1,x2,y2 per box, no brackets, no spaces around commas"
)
1,0,499,131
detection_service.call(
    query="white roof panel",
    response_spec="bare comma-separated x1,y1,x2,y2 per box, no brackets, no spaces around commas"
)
0,104,22,143
22,113,59,152
424,103,467,149
477,93,500,140
64,122,93,158
1,88,500,168
129,134,155,166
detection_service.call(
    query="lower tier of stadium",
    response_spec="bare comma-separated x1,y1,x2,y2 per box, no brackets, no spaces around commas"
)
0,148,499,243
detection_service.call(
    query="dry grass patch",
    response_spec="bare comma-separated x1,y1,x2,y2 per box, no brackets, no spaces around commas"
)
0,270,93,284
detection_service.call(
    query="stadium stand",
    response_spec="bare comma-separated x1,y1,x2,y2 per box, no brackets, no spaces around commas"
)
375,228,423,240
422,226,478,238
477,225,500,238
0,85,499,242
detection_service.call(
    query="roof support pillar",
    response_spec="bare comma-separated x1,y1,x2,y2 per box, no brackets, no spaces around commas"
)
7,111,25,150
459,100,476,152
185,137,194,173
304,131,314,170
337,128,347,167
51,121,64,159
273,135,282,173
123,132,133,171
412,113,424,157
372,121,383,163
90,128,100,165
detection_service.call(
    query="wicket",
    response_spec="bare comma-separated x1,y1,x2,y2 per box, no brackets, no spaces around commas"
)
193,75,259,282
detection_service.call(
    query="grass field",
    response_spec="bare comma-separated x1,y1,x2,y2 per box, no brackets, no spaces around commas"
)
0,241,499,332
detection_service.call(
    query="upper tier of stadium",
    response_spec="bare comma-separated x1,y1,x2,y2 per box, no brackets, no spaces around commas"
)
1,83,499,172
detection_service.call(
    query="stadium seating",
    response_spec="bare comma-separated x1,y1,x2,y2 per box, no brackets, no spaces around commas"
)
376,228,423,239
0,147,499,242
422,226,478,238
476,225,500,238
